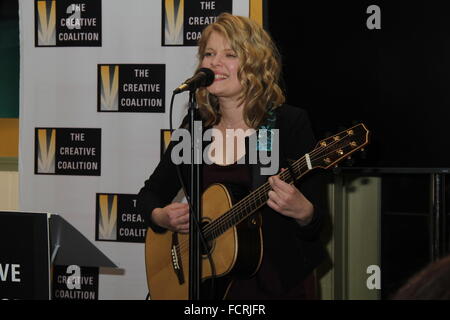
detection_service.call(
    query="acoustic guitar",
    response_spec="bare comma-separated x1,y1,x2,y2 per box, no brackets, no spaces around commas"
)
145,123,370,299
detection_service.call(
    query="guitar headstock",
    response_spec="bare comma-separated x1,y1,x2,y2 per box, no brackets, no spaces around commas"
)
311,123,370,169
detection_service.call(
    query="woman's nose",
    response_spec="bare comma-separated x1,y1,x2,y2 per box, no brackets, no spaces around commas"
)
210,54,222,67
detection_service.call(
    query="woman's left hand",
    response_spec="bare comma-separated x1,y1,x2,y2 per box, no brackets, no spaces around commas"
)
267,169,314,225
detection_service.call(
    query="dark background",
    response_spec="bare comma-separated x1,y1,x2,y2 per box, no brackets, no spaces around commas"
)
267,1,450,298
267,1,450,168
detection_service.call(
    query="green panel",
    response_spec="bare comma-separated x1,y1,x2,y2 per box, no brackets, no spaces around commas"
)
0,18,20,118
318,182,338,300
323,174,382,300
346,176,381,300
0,157,18,171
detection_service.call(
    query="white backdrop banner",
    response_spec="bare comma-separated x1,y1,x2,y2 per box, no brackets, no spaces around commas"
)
19,0,252,299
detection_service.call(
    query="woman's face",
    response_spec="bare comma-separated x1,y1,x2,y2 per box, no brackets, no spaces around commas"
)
201,31,243,103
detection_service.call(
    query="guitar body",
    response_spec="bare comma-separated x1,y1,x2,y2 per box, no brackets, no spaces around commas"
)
145,183,263,300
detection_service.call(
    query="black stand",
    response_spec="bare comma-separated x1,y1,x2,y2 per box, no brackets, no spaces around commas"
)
188,90,202,300
431,173,447,261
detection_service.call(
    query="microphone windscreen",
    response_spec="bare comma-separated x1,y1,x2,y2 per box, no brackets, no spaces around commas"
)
197,68,215,87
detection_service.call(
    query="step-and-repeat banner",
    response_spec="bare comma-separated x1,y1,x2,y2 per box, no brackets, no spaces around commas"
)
19,0,256,300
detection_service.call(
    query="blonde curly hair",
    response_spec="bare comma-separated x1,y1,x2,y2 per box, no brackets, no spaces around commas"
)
196,13,285,128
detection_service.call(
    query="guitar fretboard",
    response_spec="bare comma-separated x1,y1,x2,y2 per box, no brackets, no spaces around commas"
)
203,157,308,241
200,123,368,241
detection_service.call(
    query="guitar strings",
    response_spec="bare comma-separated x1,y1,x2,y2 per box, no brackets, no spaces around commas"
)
173,134,358,256
173,134,359,254
212,128,366,233
173,131,363,254
200,133,359,236
172,162,308,255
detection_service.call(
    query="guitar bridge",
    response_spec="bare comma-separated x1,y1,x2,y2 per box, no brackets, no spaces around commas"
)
171,233,185,285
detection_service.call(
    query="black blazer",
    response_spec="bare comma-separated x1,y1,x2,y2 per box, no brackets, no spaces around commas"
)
137,104,327,292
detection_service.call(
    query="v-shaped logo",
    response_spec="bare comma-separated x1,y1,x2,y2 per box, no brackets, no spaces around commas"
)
99,65,119,111
36,0,56,46
164,0,184,45
37,129,56,173
98,194,117,240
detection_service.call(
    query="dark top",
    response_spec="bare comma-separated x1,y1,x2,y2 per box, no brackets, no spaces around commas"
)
203,162,252,192
137,104,327,298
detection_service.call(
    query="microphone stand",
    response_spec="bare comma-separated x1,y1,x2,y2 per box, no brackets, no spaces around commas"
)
188,89,202,300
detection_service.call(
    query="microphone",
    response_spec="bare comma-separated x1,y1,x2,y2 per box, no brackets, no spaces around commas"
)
173,68,215,94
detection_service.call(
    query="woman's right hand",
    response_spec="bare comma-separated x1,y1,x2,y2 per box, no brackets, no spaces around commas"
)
151,203,190,233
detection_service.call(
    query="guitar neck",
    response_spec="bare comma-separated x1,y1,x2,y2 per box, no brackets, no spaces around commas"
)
203,122,369,241
204,156,310,241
